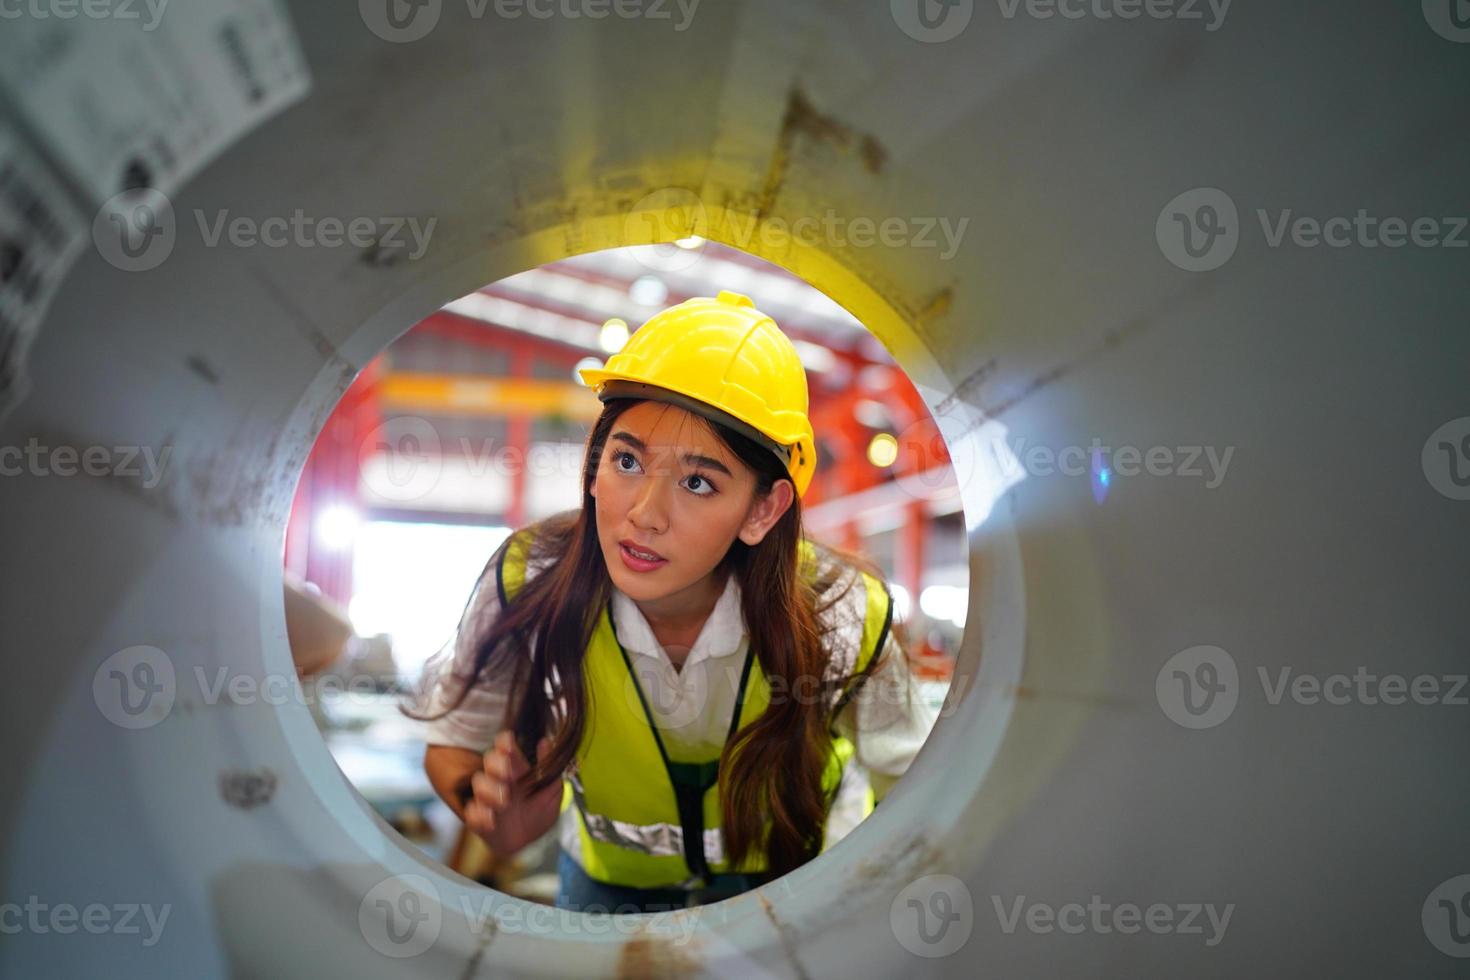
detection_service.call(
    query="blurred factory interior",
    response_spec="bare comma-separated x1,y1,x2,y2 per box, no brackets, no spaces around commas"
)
281,241,963,902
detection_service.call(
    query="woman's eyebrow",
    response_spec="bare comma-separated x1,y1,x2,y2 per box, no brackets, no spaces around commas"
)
610,431,734,477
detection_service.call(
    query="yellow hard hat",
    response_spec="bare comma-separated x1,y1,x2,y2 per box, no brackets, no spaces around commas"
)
578,290,817,498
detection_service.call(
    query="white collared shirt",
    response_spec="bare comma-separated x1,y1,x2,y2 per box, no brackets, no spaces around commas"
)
422,550,939,848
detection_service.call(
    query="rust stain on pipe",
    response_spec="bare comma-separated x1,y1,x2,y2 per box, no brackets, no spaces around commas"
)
616,933,702,980
756,891,812,980
757,88,890,221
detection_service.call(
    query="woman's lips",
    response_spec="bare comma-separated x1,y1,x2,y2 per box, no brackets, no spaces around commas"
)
619,541,668,572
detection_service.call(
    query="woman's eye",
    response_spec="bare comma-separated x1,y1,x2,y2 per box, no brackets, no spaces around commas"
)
611,450,713,495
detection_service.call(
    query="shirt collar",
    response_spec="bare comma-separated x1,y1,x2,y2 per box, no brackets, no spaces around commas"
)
610,572,745,667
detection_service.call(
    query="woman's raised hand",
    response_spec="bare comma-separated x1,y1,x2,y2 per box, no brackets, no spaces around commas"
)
464,731,565,858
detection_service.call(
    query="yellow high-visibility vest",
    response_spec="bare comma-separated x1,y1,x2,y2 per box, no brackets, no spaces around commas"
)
498,531,893,889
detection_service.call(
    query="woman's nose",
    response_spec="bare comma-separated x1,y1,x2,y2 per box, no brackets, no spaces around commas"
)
627,473,670,532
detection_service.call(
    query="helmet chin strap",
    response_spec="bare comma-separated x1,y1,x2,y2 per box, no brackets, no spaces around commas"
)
596,379,794,469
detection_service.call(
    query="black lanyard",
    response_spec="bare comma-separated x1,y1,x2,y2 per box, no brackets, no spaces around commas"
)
606,600,758,886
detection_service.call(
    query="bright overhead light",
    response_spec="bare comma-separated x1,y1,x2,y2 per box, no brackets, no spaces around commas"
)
316,505,361,551
867,432,899,468
573,356,604,383
920,585,968,627
858,365,892,391
629,275,668,306
441,291,603,350
854,398,891,429
791,339,835,375
599,318,630,353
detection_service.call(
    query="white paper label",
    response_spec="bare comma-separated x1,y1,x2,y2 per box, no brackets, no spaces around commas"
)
0,121,88,422
0,0,311,201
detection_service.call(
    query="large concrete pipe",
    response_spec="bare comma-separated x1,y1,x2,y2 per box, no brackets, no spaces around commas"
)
2,1,1467,976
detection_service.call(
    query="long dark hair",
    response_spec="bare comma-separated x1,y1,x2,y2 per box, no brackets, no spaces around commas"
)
408,397,896,876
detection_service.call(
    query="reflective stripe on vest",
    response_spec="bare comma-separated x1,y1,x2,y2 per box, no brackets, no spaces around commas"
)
499,532,892,889
565,768,728,863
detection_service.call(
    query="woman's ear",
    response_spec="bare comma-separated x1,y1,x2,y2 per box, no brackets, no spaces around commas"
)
737,479,795,546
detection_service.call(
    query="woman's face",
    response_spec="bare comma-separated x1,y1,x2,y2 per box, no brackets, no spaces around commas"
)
590,400,793,605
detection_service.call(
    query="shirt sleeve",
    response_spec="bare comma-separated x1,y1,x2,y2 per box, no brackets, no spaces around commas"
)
421,554,513,752
832,600,939,802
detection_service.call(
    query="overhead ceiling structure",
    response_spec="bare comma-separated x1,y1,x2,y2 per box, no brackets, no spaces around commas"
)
1,2,1467,978
474,242,882,363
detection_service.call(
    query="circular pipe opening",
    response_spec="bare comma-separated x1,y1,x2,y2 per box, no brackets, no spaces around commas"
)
253,215,1026,974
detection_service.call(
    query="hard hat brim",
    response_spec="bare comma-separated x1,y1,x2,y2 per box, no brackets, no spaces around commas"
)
590,378,794,469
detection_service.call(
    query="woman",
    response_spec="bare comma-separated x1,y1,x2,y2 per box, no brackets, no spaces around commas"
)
412,290,938,913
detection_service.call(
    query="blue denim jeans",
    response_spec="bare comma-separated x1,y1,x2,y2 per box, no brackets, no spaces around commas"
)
555,850,767,912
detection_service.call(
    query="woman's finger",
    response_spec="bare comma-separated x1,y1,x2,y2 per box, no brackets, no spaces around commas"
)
490,732,528,776
493,730,518,760
471,771,507,809
464,799,496,837
483,749,510,782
